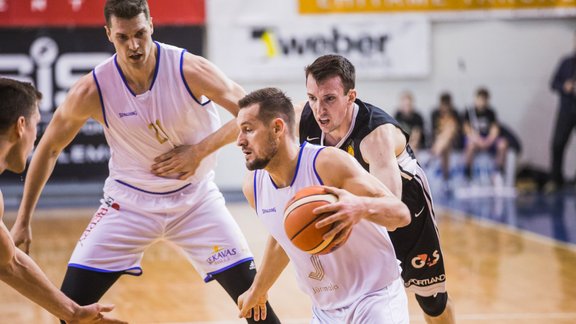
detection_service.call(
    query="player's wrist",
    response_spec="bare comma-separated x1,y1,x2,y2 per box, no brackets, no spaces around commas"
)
60,301,81,323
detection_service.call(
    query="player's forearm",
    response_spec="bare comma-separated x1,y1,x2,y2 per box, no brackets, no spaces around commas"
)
0,248,80,321
17,143,61,224
371,166,402,199
196,119,239,158
251,237,290,295
363,196,410,231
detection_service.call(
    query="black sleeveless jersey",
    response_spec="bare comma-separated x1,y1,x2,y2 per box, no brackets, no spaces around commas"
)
299,98,409,171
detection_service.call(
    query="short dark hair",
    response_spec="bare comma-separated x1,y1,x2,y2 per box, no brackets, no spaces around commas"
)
238,88,295,135
0,78,41,133
305,54,355,94
440,92,452,106
104,0,150,27
476,87,490,99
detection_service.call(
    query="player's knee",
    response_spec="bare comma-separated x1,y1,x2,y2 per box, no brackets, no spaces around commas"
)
61,266,122,305
415,292,448,317
213,259,256,299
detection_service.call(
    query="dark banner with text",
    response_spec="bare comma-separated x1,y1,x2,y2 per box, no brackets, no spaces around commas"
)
0,26,204,181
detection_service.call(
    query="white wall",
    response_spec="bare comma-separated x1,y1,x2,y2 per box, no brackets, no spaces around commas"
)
209,3,576,190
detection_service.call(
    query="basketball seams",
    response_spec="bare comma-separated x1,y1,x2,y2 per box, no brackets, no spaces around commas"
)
286,204,331,240
284,187,348,255
283,193,338,217
306,233,335,255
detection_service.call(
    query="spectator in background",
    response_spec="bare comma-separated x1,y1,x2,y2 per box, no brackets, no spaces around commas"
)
548,37,576,191
430,92,461,181
395,91,426,153
462,87,508,180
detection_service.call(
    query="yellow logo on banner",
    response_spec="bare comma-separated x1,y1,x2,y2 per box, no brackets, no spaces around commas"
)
299,0,576,14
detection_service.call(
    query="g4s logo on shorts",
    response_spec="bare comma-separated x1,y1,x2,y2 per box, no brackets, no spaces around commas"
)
411,250,440,269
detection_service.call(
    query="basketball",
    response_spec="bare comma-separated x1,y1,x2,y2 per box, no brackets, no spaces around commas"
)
283,186,349,255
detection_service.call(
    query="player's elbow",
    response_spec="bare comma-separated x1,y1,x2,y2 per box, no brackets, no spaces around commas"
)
389,202,411,231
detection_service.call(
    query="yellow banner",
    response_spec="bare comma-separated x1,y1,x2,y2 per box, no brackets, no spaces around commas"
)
299,0,576,14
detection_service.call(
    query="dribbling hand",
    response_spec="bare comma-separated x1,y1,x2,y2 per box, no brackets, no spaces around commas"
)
312,186,364,246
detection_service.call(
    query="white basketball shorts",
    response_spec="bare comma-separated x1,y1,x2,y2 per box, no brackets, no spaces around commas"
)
68,177,253,282
311,277,409,324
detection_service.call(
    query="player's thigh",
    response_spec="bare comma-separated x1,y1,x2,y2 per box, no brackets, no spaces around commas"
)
166,182,252,277
392,177,447,296
350,279,409,324
69,196,162,272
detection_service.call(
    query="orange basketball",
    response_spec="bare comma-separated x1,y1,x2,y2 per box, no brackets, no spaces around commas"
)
284,186,349,255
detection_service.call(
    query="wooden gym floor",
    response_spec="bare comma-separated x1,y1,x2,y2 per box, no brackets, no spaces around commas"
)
1,203,576,324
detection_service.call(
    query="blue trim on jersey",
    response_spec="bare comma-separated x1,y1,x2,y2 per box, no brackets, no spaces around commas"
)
114,41,161,97
114,179,191,195
149,41,161,90
269,141,306,189
114,55,135,97
92,70,109,128
203,257,254,283
68,263,143,276
253,170,258,212
313,146,326,185
179,49,212,106
291,142,306,186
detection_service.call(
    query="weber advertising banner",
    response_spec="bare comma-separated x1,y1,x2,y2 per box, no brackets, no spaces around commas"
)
208,3,430,81
0,0,205,181
299,0,576,18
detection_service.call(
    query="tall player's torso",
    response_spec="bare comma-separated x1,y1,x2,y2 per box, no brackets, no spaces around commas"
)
93,42,221,192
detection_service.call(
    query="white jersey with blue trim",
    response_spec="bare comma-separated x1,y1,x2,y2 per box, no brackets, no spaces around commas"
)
93,41,221,193
253,142,400,310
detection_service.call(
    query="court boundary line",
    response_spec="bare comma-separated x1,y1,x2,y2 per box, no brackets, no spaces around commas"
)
436,205,576,251
161,311,576,323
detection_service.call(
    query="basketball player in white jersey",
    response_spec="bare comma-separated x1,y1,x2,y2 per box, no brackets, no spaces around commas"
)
235,88,411,323
9,1,280,323
298,55,455,324
0,78,125,323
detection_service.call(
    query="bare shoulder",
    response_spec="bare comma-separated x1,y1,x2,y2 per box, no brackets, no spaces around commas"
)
293,100,307,137
181,52,229,91
60,73,102,120
242,171,256,209
294,100,307,117
181,51,211,75
360,124,406,159
180,51,244,113
315,147,361,185
69,73,100,102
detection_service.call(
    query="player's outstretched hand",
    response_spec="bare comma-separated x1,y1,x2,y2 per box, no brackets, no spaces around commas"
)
313,186,363,245
10,220,32,254
237,289,268,322
151,144,204,180
67,304,127,324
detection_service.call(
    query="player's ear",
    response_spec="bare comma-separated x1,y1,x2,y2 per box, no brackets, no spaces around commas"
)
347,88,357,104
105,25,112,42
149,16,154,35
272,118,284,135
11,116,26,140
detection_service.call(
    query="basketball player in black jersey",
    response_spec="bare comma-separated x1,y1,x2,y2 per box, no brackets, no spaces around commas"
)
297,55,455,324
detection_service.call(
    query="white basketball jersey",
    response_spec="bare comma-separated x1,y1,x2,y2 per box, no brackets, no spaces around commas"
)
93,42,221,193
253,142,400,310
